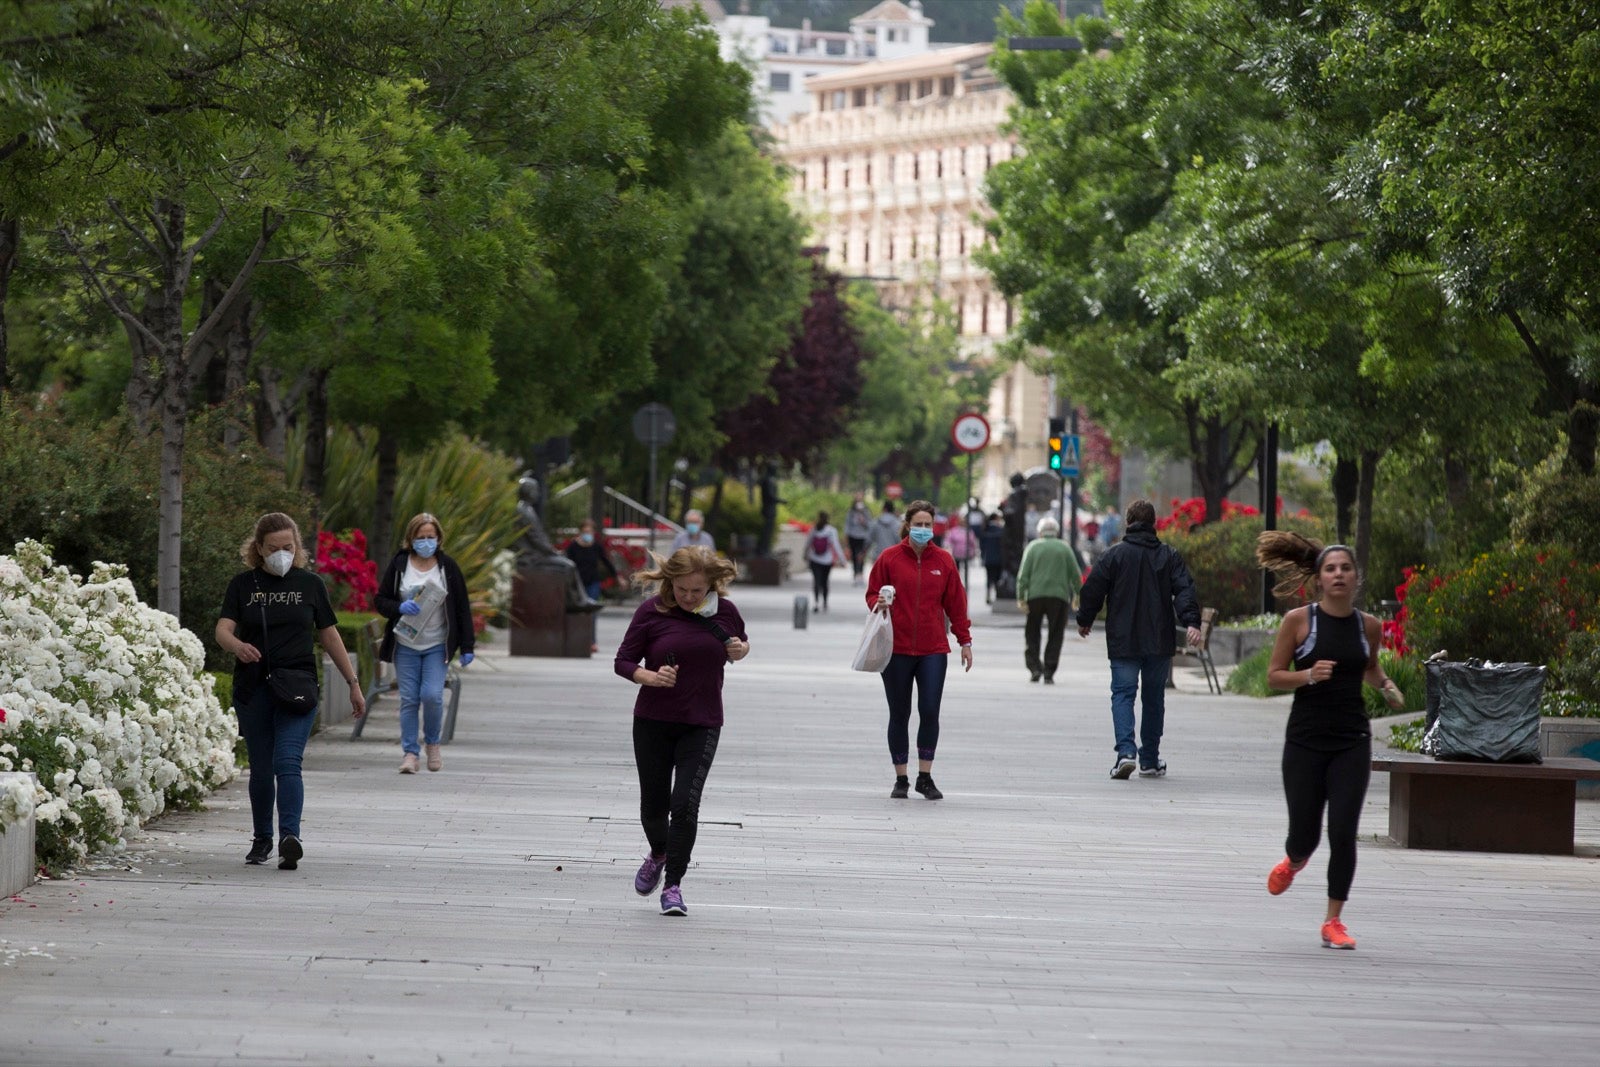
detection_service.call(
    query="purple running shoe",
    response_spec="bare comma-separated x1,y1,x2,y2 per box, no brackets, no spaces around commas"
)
634,852,666,896
660,884,687,916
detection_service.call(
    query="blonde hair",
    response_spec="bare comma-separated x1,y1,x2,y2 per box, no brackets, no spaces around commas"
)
1255,531,1357,599
634,547,738,612
240,512,308,570
403,512,444,550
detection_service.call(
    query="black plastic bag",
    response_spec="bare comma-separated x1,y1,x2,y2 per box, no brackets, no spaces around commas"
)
1424,659,1545,763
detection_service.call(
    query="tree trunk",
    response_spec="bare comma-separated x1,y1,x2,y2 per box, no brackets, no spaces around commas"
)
300,367,330,536
1332,455,1358,545
1187,410,1259,527
372,430,401,563
221,294,258,451
1569,397,1598,476
255,363,292,462
1441,447,1472,513
0,214,18,392
1354,449,1380,606
156,387,188,617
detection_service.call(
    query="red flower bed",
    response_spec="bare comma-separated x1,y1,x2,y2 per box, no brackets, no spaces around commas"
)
317,528,378,612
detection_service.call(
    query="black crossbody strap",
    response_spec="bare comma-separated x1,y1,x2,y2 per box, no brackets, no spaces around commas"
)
253,573,274,674
679,608,731,645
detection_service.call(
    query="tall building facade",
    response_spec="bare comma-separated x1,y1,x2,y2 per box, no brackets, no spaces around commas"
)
770,36,1053,507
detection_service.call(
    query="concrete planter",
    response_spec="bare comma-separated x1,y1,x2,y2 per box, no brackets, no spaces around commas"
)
1540,717,1600,799
318,653,355,732
0,772,38,896
1207,627,1274,667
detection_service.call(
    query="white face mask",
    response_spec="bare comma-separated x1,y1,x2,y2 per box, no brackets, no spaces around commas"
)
263,549,294,577
688,591,718,617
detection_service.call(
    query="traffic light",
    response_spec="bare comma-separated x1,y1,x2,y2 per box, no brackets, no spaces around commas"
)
1047,416,1066,471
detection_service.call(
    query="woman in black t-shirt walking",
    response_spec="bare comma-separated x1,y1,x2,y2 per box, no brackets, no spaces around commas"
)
216,513,366,870
1256,533,1405,950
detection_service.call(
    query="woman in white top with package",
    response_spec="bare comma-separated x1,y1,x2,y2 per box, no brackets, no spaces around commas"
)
375,512,476,773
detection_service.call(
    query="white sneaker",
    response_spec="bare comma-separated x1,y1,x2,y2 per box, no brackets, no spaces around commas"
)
1110,756,1137,780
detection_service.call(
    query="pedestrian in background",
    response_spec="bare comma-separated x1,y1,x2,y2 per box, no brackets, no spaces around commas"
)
978,512,1005,604
866,500,900,561
866,499,973,801
376,512,476,774
615,547,750,916
565,518,619,601
1075,499,1201,780
670,509,716,553
1257,532,1405,951
844,494,872,586
216,512,366,870
805,511,846,612
1016,516,1081,684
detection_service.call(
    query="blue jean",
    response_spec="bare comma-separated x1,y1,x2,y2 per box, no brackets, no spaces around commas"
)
881,653,948,765
236,685,318,839
395,642,447,755
585,580,602,601
1109,656,1170,766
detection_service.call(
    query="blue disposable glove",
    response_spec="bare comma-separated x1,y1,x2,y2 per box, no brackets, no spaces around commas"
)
399,599,420,616
459,652,474,667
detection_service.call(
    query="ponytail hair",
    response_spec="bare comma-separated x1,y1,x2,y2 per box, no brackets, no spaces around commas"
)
1255,530,1356,599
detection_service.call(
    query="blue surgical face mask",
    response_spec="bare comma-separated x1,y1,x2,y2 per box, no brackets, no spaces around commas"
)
412,538,438,558
579,532,594,545
908,527,935,546
686,522,701,535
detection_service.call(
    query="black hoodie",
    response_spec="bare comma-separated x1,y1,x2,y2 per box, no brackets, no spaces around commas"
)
1075,522,1201,658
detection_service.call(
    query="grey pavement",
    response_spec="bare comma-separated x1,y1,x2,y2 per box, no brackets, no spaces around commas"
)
4,577,1600,1066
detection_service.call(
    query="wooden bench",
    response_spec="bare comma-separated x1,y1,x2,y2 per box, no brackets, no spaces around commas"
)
1372,753,1600,855
350,617,464,744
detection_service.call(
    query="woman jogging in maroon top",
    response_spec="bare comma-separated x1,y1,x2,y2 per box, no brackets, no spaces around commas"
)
614,547,750,916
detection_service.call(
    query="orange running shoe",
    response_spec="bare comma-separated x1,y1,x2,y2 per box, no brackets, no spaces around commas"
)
1267,857,1304,895
1320,917,1356,950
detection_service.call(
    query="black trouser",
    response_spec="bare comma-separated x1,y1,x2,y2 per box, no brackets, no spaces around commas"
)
1024,596,1068,678
984,563,1002,603
881,653,947,765
633,718,721,887
810,561,833,607
1281,738,1371,902
848,537,867,577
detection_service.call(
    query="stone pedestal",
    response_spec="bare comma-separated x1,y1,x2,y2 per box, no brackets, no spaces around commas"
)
318,653,355,732
1540,717,1600,799
510,571,595,657
0,772,38,896
745,555,783,586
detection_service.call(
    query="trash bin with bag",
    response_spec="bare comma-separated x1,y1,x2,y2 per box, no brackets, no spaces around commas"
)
1420,654,1546,763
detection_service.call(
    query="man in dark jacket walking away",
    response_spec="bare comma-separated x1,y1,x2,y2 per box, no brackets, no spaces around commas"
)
1076,499,1202,780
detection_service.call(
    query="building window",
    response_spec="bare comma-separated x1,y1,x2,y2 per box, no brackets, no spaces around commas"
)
832,90,847,110
913,155,920,181
1005,300,1015,331
888,236,895,260
896,81,911,102
863,239,871,263
981,298,990,335
958,229,965,255
917,79,932,97
984,145,992,171
960,145,968,176
911,234,918,259
865,162,872,184
843,162,849,189
940,76,955,97
934,229,942,258
853,87,867,107
822,156,829,189
936,151,943,179
770,72,791,92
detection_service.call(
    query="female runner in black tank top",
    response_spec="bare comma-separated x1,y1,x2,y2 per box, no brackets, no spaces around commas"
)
1256,533,1406,950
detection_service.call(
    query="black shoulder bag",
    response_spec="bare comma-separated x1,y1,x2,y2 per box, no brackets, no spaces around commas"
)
255,574,320,710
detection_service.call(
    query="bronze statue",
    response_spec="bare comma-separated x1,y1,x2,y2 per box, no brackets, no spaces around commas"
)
515,474,599,610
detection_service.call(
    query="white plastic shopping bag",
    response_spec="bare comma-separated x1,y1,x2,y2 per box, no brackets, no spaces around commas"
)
852,585,895,673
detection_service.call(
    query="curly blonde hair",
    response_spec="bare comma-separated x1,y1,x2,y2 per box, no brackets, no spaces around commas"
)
1255,530,1357,599
240,512,309,570
634,547,738,612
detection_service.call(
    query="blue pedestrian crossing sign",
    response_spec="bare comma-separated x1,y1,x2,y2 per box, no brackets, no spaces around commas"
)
1060,434,1081,479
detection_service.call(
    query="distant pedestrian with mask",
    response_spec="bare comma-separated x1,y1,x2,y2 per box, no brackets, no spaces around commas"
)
376,512,476,774
1075,499,1201,780
805,511,846,612
216,512,366,870
1257,532,1405,951
671,509,716,553
844,494,872,586
615,547,750,916
1016,516,1081,684
565,518,619,601
866,499,973,800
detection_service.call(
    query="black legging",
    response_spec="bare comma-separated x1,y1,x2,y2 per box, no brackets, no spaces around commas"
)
1281,738,1371,902
848,537,867,578
810,561,832,607
633,718,721,887
881,653,947,765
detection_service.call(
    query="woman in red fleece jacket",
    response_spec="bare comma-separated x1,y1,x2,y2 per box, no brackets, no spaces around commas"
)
865,498,974,800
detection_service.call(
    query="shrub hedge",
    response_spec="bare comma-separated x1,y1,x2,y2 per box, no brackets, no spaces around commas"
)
1161,514,1331,622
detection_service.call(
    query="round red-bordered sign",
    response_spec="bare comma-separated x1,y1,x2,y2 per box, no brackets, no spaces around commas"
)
950,412,991,453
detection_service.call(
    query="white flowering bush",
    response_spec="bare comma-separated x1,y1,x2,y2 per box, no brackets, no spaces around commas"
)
0,541,239,872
